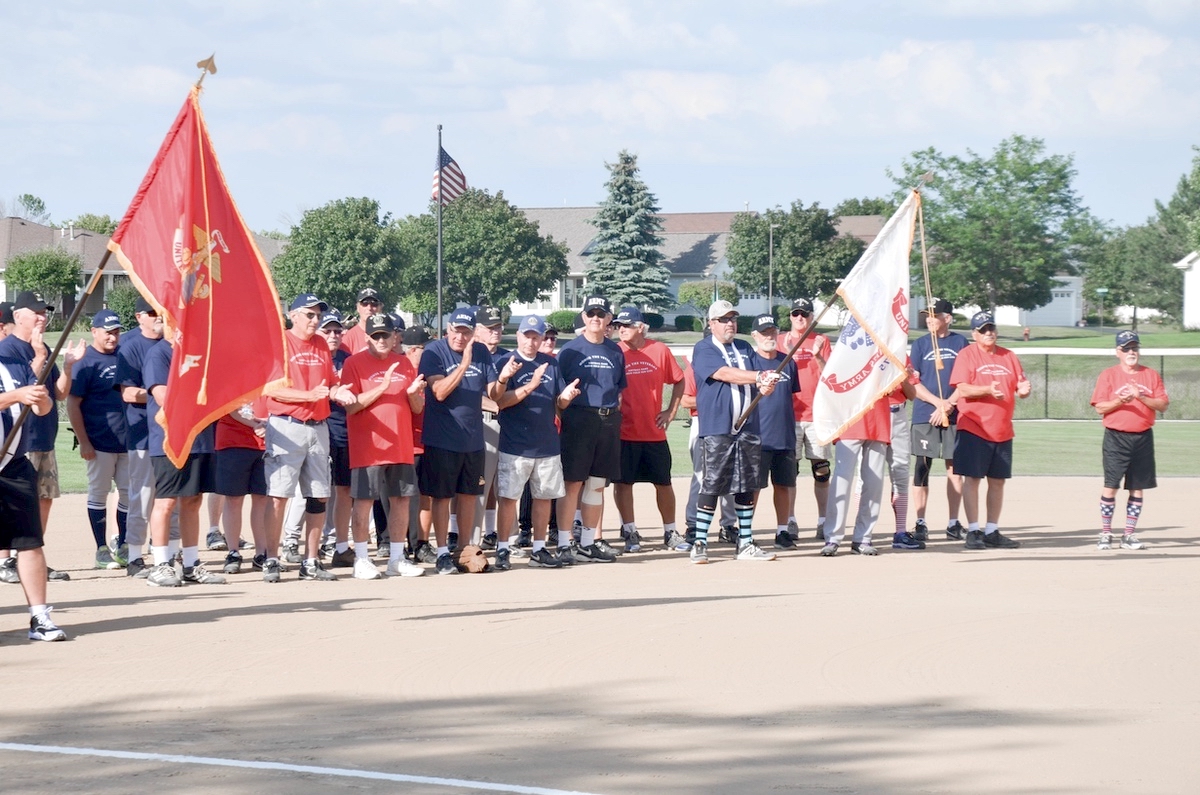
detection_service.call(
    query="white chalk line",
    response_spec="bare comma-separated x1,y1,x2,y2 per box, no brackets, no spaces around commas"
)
0,742,605,795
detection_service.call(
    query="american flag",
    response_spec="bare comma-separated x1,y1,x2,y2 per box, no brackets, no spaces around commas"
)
431,147,467,205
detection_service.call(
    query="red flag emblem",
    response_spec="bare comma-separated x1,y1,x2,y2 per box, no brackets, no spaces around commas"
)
108,88,287,467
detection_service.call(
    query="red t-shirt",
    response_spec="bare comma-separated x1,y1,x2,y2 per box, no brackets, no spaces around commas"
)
216,397,268,451
950,343,1025,442
1091,364,1166,433
266,331,337,422
782,331,831,422
342,350,417,468
683,361,698,418
338,323,370,355
839,397,892,443
618,339,683,442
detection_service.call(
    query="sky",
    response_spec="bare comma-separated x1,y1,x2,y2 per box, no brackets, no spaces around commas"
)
2,1,1198,235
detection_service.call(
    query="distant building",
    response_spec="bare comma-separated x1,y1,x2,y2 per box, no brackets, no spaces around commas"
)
1175,251,1200,330
912,275,1084,329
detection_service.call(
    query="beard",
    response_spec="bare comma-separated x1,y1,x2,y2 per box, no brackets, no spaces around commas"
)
758,338,777,353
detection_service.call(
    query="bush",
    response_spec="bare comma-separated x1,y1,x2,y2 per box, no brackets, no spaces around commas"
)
105,282,142,330
643,312,664,330
773,304,792,329
736,315,755,335
548,309,580,333
674,314,696,332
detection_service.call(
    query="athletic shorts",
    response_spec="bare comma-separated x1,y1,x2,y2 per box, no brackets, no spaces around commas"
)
351,463,418,501
152,453,217,499
616,440,672,485
418,446,485,499
699,433,764,496
911,423,956,461
328,444,350,488
795,421,833,462
214,447,267,497
497,452,566,501
952,429,1012,480
1102,428,1157,491
560,406,622,483
26,450,60,500
761,447,798,488
0,457,44,550
264,415,331,499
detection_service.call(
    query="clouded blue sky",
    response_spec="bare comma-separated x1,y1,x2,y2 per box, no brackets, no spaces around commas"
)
2,1,1197,233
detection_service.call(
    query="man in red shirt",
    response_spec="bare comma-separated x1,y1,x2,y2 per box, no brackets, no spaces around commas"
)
263,294,356,582
339,287,385,355
781,298,833,540
612,307,684,553
1089,330,1169,551
948,311,1031,550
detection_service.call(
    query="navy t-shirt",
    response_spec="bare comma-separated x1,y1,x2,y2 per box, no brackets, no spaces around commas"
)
144,340,214,458
558,335,626,409
692,337,761,438
495,351,565,458
0,336,59,452
327,349,350,447
910,332,969,425
753,352,800,451
114,328,159,451
69,345,128,454
0,356,38,468
419,339,495,453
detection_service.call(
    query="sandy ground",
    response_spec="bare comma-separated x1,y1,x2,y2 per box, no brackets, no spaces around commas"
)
1,474,1197,794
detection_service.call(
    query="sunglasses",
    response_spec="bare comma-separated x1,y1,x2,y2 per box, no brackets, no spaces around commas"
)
713,316,737,325
1119,345,1140,352
298,310,320,320
585,310,607,318
974,326,997,334
369,332,393,341
790,310,812,318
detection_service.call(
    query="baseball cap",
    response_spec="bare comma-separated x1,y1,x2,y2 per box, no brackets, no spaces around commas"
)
475,305,503,327
707,300,738,320
402,326,431,346
1116,330,1140,349
790,298,813,316
365,314,394,336
520,315,547,335
582,295,611,315
356,288,381,304
319,311,343,329
289,293,328,313
449,309,476,329
0,302,15,325
970,311,996,330
134,295,156,315
752,314,777,332
389,312,406,331
91,309,122,331
14,291,52,313
922,298,954,316
613,307,643,326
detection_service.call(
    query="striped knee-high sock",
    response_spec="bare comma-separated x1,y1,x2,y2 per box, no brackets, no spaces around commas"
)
1125,497,1143,534
1100,496,1116,533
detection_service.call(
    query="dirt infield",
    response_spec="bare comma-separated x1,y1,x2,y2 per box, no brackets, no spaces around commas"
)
1,474,1197,794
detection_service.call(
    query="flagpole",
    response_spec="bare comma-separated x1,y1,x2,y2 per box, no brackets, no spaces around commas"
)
435,124,444,339
0,251,113,463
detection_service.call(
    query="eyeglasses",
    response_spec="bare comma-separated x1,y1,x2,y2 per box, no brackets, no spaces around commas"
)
298,310,319,320
318,326,342,334
790,310,812,318
713,316,737,325
974,326,997,334
585,310,607,318
1119,345,1140,352
369,332,392,341
358,300,381,307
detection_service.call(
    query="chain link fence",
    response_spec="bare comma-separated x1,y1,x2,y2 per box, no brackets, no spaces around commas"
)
1014,352,1200,420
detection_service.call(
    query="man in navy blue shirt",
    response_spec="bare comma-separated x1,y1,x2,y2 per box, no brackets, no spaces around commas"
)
749,315,802,550
473,304,509,550
66,309,129,570
556,296,627,564
690,301,779,564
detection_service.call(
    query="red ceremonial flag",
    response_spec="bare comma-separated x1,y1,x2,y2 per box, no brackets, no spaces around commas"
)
108,87,288,467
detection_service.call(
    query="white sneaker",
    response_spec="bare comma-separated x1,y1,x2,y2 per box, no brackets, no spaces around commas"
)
736,541,777,561
1097,531,1112,550
385,558,425,578
352,558,381,580
1121,533,1145,550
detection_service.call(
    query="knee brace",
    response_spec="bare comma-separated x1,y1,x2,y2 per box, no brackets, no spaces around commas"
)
580,476,606,506
913,456,932,488
811,460,831,483
696,494,718,513
305,497,327,515
734,491,755,507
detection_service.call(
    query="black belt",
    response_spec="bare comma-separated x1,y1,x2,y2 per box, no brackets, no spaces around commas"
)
274,414,323,427
573,405,617,417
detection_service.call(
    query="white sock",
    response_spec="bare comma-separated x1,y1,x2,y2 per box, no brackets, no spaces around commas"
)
390,544,405,564
485,509,496,535
437,545,449,556
532,540,545,552
968,522,980,532
449,516,459,535
336,541,349,553
574,510,582,524
622,522,636,534
508,534,520,545
354,541,369,560
182,545,200,568
498,540,510,550
947,518,959,528
984,522,998,535
581,527,596,546
663,522,676,535
30,604,48,619
151,545,170,565
787,515,796,524
208,525,220,536
817,516,825,530
167,539,181,559
777,525,788,535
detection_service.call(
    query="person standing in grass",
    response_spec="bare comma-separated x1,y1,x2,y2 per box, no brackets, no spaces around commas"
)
1089,330,1169,551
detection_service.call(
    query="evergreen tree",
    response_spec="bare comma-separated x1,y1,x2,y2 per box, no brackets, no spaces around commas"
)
586,151,673,309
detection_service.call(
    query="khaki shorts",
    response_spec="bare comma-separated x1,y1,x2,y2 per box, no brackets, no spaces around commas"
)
27,450,60,500
496,452,566,501
795,421,833,462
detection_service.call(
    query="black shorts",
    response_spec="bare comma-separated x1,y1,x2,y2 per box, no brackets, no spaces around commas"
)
214,447,266,497
616,440,672,485
152,453,216,498
330,444,351,488
418,446,485,499
1102,428,1157,491
0,457,44,550
761,447,798,488
700,433,764,495
560,406,623,483
911,423,956,461
952,430,1012,480
351,463,419,500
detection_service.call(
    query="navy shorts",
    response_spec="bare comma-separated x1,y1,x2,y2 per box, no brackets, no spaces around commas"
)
214,447,266,497
952,430,1012,480
153,453,217,498
616,440,672,485
418,446,485,499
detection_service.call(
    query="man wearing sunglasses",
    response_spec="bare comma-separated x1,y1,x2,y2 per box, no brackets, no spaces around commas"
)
947,311,1031,550
1089,330,1168,551
781,297,833,541
339,287,385,355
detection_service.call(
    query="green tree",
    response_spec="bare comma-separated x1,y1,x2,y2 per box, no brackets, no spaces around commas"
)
70,213,118,236
676,280,739,316
104,280,142,329
726,203,864,301
585,150,673,309
1084,224,1183,328
271,197,407,314
4,246,82,305
833,196,895,216
1155,146,1200,258
889,135,1096,311
394,188,569,317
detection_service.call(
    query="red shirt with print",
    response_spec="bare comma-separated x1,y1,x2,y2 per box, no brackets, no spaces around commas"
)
782,330,831,422
266,331,337,422
950,343,1025,442
1091,365,1166,433
618,339,684,442
342,350,417,468
216,396,268,451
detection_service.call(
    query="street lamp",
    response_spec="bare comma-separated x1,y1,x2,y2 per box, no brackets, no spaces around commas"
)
1096,287,1109,332
768,223,781,311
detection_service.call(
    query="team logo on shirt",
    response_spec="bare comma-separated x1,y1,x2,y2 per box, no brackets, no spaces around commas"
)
292,352,326,366
446,363,484,378
579,355,617,370
923,348,958,362
625,360,659,376
976,364,1014,377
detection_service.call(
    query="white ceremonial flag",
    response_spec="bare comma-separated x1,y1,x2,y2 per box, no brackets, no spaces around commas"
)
812,190,920,445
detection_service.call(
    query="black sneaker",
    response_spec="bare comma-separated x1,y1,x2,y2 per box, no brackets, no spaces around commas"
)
528,547,562,568
946,521,965,541
183,563,227,584
376,542,391,560
283,542,304,564
329,548,356,568
913,520,928,543
892,532,925,550
29,610,66,642
718,525,738,544
126,557,149,578
815,525,826,541
774,531,797,550
850,541,879,556
222,551,243,574
964,530,986,550
982,530,1020,549
548,528,558,547
47,566,70,582
595,538,622,557
577,543,617,563
555,546,576,566
448,531,458,549
251,553,267,571
481,532,498,550
299,561,336,581
415,541,438,564
435,552,456,575
516,529,533,548
495,547,511,571
262,558,282,583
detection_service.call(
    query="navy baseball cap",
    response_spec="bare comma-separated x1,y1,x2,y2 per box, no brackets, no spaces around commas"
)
970,311,996,330
1116,330,1140,349
389,312,406,331
613,307,643,326
449,309,476,329
319,311,343,329
91,309,122,331
583,295,611,315
476,305,503,327
366,314,394,336
520,315,547,335
752,314,777,332
289,293,328,312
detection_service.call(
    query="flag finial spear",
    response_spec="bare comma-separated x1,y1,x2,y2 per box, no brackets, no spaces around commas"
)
195,54,217,90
